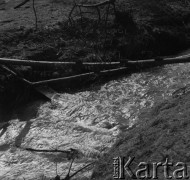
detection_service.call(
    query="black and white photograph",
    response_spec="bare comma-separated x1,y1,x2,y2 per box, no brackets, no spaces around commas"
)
0,0,190,179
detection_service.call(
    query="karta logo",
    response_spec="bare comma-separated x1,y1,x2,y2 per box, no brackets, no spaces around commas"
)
113,157,189,179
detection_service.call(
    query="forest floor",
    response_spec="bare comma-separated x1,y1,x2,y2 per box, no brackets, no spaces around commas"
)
1,0,190,62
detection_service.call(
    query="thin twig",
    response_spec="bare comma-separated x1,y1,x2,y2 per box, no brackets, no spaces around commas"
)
56,161,58,176
67,158,75,176
76,0,114,8
32,0,37,30
16,145,72,154
103,3,110,58
69,162,94,179
60,157,75,178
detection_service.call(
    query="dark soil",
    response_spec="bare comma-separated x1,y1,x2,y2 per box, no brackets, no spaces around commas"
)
1,0,190,61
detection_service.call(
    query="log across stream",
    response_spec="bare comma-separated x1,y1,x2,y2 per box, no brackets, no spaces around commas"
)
1,50,190,179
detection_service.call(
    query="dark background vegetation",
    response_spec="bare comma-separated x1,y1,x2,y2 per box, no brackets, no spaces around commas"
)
1,0,190,62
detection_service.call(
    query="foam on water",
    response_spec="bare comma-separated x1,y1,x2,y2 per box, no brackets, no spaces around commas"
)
1,63,190,179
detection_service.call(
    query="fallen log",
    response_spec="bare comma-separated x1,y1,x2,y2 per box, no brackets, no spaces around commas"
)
1,53,190,69
27,53,190,88
33,72,96,86
127,54,190,68
32,67,128,87
99,66,128,77
1,53,190,96
0,57,121,69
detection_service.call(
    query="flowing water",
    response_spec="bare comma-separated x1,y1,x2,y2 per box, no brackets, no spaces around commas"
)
1,60,190,179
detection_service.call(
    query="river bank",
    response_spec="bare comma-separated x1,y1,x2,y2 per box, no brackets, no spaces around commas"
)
1,0,190,62
1,0,190,180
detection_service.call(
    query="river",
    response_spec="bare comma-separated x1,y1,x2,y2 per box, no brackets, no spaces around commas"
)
1,54,190,179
